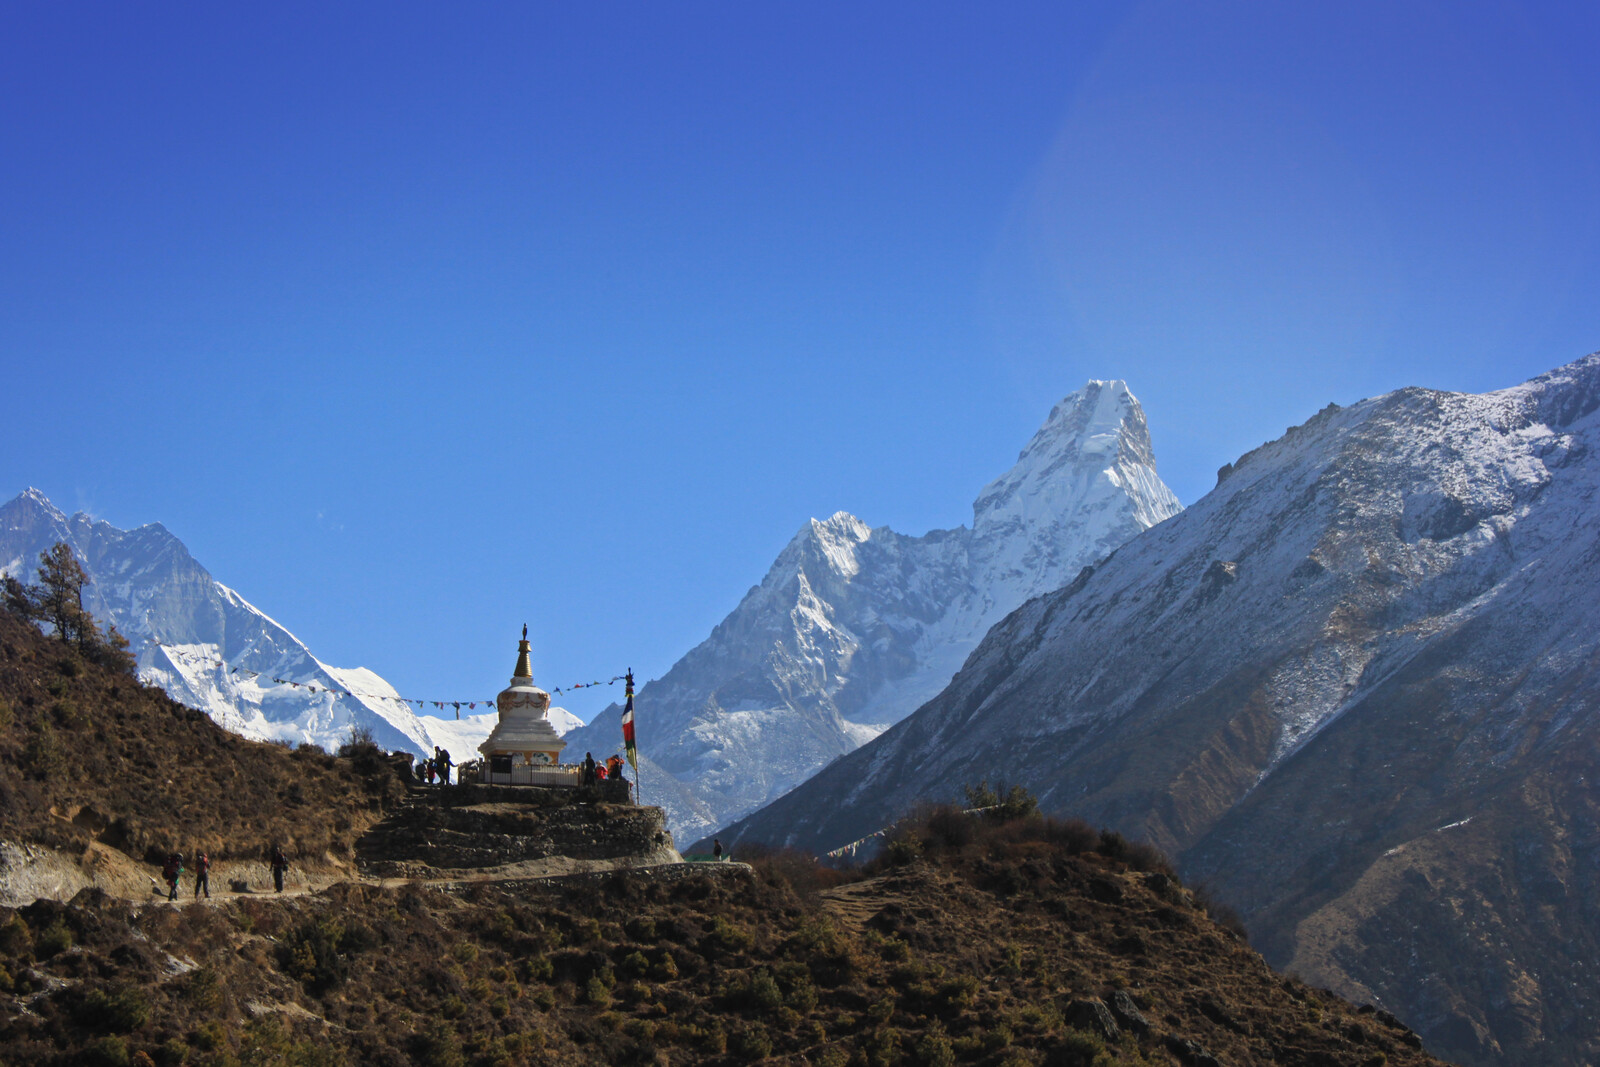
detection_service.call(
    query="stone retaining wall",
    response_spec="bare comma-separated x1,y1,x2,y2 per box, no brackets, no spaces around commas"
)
357,793,672,875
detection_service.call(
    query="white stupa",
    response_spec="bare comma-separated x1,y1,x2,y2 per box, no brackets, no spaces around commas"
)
478,627,568,774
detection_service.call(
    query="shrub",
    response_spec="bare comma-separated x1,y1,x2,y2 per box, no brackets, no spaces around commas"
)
22,722,66,779
35,916,73,958
410,1021,465,1067
1042,1029,1113,1067
83,1035,130,1067
338,724,378,756
913,1027,956,1067
923,806,977,851
705,915,754,954
583,974,612,1007
280,918,349,993
183,966,222,1012
1096,829,1130,860
885,834,923,866
77,984,151,1032
1042,817,1100,854
730,1022,773,1061
725,968,784,1015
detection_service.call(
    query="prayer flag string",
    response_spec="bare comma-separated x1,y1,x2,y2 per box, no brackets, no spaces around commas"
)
822,806,1000,860
143,639,629,718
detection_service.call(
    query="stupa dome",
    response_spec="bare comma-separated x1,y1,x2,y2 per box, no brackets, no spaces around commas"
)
478,627,567,765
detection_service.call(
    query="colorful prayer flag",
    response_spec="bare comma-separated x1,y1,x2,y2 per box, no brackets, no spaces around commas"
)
621,670,637,773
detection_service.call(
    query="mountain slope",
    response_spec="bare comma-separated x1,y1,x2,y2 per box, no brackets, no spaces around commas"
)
721,354,1600,1067
0,606,404,873
567,381,1182,841
0,490,569,759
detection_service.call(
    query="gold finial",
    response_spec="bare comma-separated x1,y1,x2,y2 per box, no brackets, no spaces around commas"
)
513,625,533,680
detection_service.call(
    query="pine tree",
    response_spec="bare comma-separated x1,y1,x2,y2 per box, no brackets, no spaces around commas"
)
36,542,92,648
3,542,133,672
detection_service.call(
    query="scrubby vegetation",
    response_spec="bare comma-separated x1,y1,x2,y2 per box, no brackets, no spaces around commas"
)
0,798,1442,1066
0,548,1445,1065
0,582,406,864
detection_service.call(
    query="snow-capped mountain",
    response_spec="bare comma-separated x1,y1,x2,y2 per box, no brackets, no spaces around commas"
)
0,490,577,759
567,381,1183,841
722,355,1600,1067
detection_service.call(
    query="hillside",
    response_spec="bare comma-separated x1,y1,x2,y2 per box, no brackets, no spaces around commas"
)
0,802,1450,1067
567,381,1182,841
0,602,1454,1066
720,354,1600,1066
0,607,405,877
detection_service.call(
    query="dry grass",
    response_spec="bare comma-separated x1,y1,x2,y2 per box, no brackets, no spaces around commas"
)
0,611,406,864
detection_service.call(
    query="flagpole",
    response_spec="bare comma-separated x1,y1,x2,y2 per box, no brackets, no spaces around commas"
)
622,669,640,807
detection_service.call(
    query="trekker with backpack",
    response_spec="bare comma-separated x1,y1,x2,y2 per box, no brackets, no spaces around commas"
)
194,851,210,899
162,852,184,900
270,846,289,893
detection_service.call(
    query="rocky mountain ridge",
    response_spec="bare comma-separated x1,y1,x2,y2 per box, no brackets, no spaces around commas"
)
719,354,1600,1067
567,381,1183,841
0,489,579,760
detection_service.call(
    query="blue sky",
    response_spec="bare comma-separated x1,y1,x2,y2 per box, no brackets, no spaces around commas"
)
4,2,1598,720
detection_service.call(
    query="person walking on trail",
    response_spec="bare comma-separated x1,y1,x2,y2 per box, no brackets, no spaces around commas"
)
606,754,624,782
194,851,211,899
162,852,184,900
582,752,598,787
270,846,289,893
435,746,453,785
712,839,724,862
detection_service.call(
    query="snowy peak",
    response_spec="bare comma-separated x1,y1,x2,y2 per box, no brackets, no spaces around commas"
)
13,487,67,521
0,489,487,761
771,511,873,587
566,377,1184,843
970,381,1181,605
974,380,1172,529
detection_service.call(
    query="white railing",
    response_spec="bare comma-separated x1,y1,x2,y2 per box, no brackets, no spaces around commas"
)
477,762,583,787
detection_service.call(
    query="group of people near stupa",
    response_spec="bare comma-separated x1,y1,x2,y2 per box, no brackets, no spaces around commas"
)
420,745,453,785
580,751,627,786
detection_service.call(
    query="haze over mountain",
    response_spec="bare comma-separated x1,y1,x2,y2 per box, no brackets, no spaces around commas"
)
721,354,1600,1067
0,490,581,760
568,381,1182,841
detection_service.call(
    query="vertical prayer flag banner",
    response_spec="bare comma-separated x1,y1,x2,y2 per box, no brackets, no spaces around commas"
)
622,670,637,773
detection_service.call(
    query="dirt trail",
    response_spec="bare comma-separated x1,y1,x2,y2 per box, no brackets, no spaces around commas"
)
3,835,740,909
2,838,355,908
818,876,897,932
